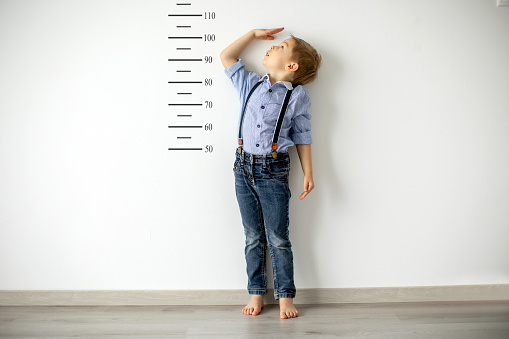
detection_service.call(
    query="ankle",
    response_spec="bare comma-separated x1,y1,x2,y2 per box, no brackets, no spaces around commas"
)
279,298,294,303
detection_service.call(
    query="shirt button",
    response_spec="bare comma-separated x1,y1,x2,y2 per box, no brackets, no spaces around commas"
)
269,89,272,93
261,106,265,109
256,144,259,147
257,124,260,128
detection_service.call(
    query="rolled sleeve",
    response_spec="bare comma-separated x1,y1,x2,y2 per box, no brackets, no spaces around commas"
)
224,59,261,100
290,87,313,145
224,59,246,81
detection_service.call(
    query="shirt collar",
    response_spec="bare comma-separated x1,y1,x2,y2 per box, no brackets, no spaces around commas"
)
261,74,293,90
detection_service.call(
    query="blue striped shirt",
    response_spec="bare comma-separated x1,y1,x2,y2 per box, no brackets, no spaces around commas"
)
225,59,312,155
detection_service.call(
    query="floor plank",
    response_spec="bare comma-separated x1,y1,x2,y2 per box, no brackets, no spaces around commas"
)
1,301,508,338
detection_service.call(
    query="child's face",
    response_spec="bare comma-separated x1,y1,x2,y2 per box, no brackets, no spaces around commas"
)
262,38,297,74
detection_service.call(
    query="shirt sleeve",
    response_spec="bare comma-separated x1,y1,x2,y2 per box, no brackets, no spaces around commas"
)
290,86,313,145
224,59,261,102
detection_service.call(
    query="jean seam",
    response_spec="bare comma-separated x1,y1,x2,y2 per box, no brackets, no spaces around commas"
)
259,204,267,291
268,245,278,297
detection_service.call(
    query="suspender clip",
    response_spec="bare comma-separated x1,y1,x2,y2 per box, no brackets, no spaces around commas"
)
271,143,277,158
238,139,243,154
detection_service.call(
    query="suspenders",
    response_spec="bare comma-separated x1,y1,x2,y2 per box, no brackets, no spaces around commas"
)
237,80,293,158
238,80,263,147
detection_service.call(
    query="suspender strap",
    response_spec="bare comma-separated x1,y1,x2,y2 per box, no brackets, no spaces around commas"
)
271,89,293,158
238,80,263,146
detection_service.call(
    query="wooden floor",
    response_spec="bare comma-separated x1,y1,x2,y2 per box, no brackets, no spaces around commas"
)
1,301,508,338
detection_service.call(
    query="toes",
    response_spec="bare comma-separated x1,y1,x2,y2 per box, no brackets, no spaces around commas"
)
243,305,263,316
280,310,299,318
243,307,255,315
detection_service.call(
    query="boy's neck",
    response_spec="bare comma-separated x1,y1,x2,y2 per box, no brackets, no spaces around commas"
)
267,72,292,86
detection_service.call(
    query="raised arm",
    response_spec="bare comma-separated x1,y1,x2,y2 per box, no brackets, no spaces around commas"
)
220,28,285,69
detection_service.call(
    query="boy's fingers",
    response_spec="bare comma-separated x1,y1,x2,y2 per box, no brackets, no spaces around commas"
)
300,191,308,200
265,27,284,37
269,27,284,33
254,27,283,40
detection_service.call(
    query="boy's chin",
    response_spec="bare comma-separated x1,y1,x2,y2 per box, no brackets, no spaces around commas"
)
262,59,275,73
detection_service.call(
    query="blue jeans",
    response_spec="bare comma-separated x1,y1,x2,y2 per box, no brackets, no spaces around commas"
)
233,149,295,299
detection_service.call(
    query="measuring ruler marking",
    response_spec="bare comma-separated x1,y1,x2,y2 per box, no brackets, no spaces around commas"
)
168,148,203,150
168,36,202,39
168,5,215,153
168,13,202,16
168,125,203,128
168,58,202,61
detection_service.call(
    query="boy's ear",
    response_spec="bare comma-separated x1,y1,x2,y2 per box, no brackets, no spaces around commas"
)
286,62,299,72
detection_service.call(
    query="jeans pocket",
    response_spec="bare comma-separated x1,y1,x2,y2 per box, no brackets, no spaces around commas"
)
267,159,290,175
233,158,241,172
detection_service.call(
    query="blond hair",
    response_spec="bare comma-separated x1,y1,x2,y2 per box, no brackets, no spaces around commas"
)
290,34,322,86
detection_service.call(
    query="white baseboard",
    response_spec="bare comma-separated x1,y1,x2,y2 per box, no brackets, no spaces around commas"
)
1,284,508,306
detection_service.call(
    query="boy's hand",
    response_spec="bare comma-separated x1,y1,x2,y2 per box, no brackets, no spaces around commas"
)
299,175,314,200
253,27,284,40
220,28,284,69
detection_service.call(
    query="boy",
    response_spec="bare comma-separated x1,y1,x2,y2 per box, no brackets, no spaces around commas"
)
220,27,321,319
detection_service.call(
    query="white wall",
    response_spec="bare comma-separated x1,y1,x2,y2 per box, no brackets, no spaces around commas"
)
1,0,508,290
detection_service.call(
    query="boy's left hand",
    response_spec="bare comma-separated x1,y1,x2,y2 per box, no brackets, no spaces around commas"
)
300,175,314,200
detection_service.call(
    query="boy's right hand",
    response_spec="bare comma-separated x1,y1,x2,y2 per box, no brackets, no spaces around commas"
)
253,27,285,40
220,28,284,70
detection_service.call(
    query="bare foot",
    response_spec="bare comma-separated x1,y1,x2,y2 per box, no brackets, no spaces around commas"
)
279,298,299,319
242,295,264,315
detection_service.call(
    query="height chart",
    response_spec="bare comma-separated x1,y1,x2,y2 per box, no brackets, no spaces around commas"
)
167,2,216,154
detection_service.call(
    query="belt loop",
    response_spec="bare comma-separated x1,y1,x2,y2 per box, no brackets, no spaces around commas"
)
240,149,244,164
262,154,267,168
